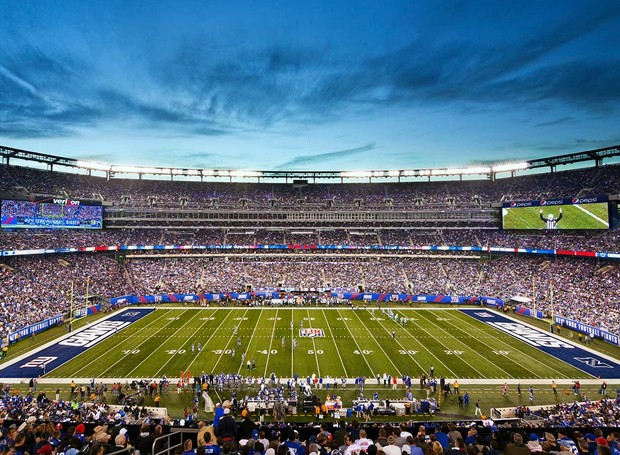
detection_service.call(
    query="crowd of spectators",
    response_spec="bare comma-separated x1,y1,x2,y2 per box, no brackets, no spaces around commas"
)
2,389,620,455
1,252,619,337
3,228,620,254
3,162,620,210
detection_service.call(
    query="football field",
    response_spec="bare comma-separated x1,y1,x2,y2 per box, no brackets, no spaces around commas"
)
27,306,610,381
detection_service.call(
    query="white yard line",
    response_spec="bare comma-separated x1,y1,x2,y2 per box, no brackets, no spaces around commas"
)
263,308,279,377
290,311,295,377
335,308,377,377
378,309,427,374
154,308,221,378
212,308,250,372
413,310,488,378
237,308,264,375
126,309,197,377
349,308,403,376
306,308,322,377
573,204,609,227
321,308,349,377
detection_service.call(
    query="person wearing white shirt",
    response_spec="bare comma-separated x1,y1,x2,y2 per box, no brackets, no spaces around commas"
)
382,436,402,455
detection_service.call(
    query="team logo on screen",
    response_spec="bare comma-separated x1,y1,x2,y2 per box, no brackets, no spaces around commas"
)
300,328,325,338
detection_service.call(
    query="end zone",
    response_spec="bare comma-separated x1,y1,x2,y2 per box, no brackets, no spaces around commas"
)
460,309,620,379
0,308,155,380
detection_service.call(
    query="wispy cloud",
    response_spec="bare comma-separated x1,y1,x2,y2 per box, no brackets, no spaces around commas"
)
535,117,574,128
275,143,376,169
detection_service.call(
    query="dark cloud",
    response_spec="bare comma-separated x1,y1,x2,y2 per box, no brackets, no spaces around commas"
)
334,6,620,112
73,153,113,161
274,143,376,169
534,117,574,128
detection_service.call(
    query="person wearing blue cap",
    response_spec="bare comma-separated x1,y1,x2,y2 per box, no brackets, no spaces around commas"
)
586,434,598,454
527,434,542,453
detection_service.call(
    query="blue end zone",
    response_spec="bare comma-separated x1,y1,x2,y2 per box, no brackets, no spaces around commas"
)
460,309,620,379
0,308,154,379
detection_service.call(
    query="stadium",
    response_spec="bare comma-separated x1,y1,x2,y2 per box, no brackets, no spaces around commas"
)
3,1,620,453
1,142,620,448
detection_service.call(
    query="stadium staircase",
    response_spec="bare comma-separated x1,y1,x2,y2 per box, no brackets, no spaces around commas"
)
473,234,482,247
576,187,594,198
123,265,134,290
401,267,411,290
596,264,616,275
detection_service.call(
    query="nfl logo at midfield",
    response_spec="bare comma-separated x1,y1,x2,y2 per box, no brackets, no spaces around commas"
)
300,328,325,338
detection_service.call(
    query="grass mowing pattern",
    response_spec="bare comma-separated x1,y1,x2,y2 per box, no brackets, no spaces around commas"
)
47,308,590,380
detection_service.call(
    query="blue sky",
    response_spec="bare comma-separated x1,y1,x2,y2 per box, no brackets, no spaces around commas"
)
1,1,619,171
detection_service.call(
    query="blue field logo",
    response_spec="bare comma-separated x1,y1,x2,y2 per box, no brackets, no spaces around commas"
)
300,328,325,338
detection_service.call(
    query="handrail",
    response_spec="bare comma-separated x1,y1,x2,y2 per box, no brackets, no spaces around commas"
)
152,428,198,455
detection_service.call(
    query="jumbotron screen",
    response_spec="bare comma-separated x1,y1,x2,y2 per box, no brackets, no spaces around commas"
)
502,196,609,230
1,199,103,229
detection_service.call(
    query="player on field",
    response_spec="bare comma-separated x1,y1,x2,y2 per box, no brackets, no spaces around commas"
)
540,208,562,229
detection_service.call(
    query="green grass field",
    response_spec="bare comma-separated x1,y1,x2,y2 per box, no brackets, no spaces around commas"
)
46,307,590,381
502,202,609,230
6,306,618,421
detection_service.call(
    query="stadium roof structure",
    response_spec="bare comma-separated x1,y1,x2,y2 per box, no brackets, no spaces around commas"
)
1,144,620,183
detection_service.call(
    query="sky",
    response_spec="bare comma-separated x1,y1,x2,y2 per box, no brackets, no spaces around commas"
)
1,1,619,172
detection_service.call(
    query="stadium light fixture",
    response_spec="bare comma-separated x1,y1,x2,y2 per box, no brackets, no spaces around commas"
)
76,160,111,172
431,166,491,176
492,162,529,173
110,165,142,174
340,171,373,178
147,167,172,175
171,168,202,176
459,166,491,174
229,170,263,178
